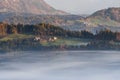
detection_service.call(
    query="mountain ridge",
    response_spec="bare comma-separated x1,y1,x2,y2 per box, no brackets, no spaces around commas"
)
0,0,67,15
89,7,120,22
80,7,120,27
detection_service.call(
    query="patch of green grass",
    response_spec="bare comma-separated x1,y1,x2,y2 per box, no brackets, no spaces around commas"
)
0,34,90,47
41,37,90,46
89,16,120,26
0,34,34,41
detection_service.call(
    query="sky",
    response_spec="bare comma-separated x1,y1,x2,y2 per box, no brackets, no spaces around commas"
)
44,0,120,14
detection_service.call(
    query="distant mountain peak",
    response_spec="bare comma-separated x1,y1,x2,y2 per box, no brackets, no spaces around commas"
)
0,0,67,15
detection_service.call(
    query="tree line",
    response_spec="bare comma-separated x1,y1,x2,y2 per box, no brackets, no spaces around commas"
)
0,22,118,40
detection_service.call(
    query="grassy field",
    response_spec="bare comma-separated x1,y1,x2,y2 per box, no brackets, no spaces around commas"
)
80,16,120,27
0,34,34,41
0,34,90,47
90,17,120,26
41,37,90,46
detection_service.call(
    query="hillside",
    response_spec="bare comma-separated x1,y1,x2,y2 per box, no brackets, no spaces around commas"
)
90,7,120,22
0,0,66,15
0,1,120,32
0,13,83,27
0,0,85,27
81,7,120,27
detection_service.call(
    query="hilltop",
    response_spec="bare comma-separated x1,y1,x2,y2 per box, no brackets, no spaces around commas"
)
0,0,66,15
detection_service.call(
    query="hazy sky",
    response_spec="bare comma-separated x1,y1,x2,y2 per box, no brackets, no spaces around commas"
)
44,0,120,14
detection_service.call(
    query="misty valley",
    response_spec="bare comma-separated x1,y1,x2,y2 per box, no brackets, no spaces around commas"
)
0,0,120,80
0,51,120,80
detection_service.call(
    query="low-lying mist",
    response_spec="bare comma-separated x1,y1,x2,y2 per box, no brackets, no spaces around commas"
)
0,51,120,80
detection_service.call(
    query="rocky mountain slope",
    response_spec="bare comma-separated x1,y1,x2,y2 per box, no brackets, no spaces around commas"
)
0,0,66,15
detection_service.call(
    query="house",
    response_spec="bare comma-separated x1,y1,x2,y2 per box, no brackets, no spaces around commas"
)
53,37,57,40
49,37,58,42
34,36,41,41
34,36,58,42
